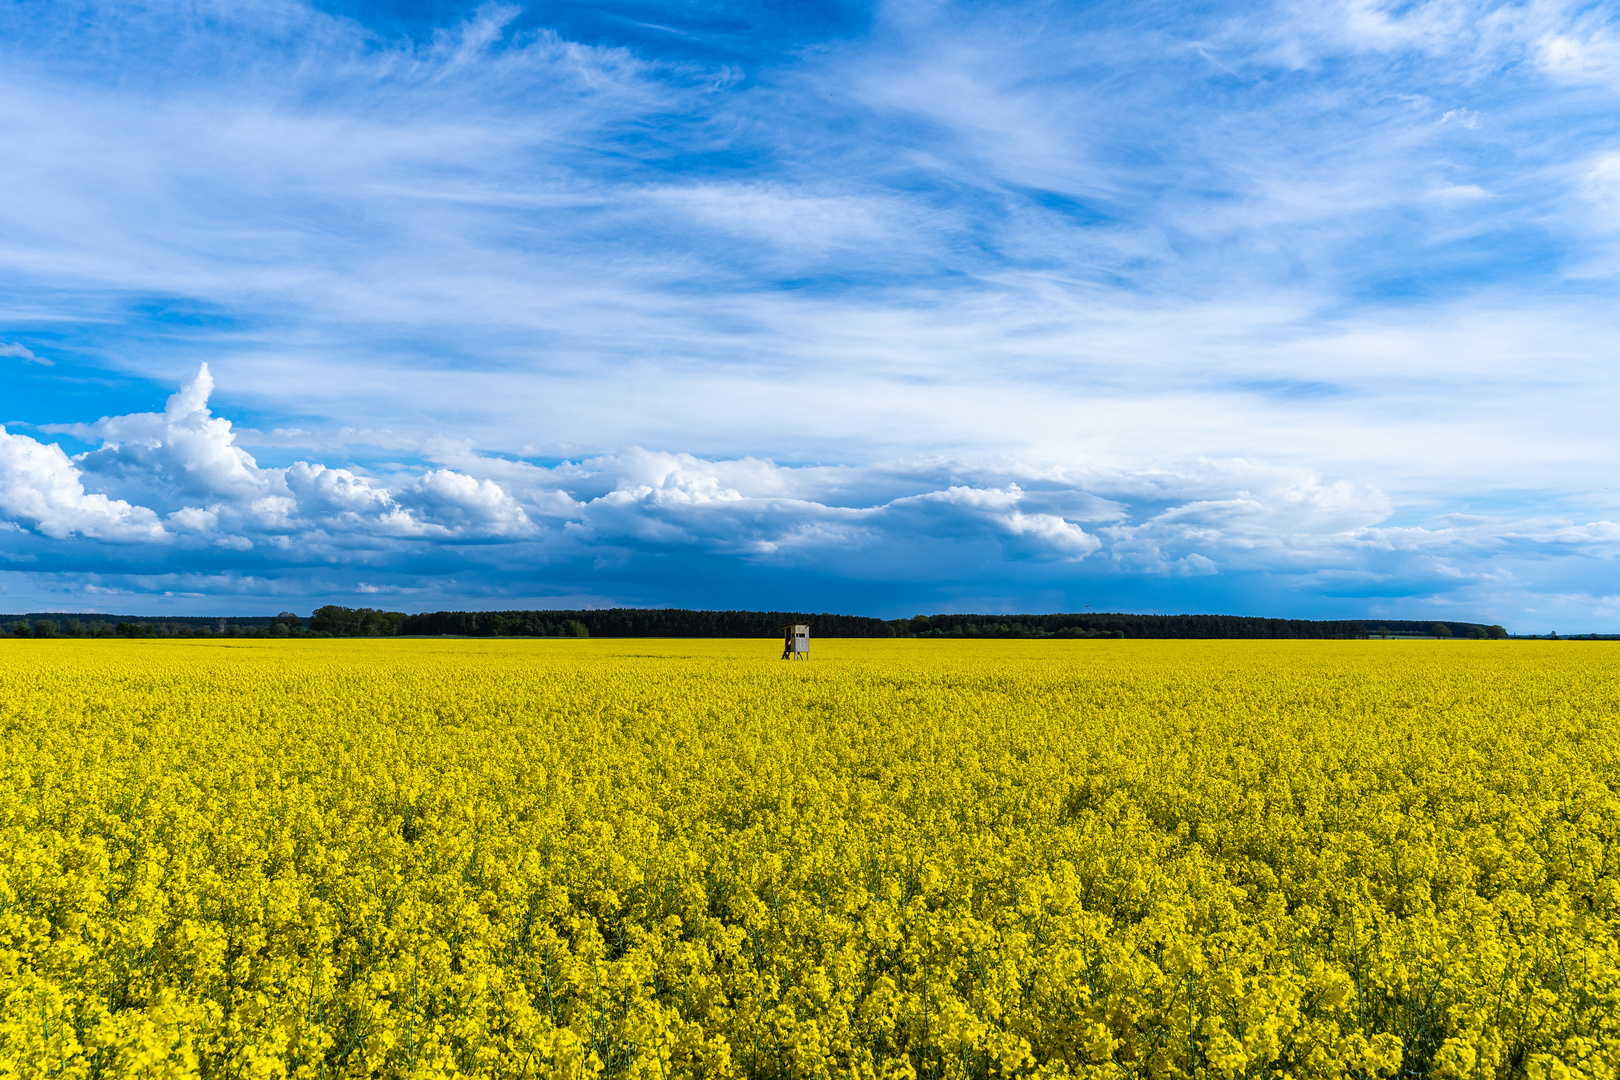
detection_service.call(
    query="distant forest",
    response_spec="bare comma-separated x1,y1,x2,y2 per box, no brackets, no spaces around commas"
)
0,613,284,639
397,609,1507,640
396,608,899,639
901,613,1505,639
0,608,1509,640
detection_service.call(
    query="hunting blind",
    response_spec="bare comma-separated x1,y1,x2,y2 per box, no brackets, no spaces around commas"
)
781,624,809,660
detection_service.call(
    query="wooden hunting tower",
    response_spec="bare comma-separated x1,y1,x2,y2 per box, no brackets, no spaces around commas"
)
781,624,809,660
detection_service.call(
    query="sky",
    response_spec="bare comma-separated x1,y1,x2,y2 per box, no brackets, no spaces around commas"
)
1,0,1618,629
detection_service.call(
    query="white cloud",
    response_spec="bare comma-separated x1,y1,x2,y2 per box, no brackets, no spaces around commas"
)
398,469,535,537
2,364,1618,633
1,342,51,365
649,185,903,255
166,506,218,533
0,427,166,541
882,485,1102,561
1179,553,1218,575
61,363,275,514
18,366,541,545
1539,25,1620,86
285,462,396,517
1430,183,1490,200
2,368,1384,566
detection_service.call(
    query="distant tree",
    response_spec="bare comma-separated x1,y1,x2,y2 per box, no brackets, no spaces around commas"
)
309,606,352,635
33,620,57,638
566,620,590,638
270,622,289,638
1488,625,1508,639
1432,623,1453,638
1467,626,1486,639
1376,626,1391,638
310,605,405,637
273,611,303,630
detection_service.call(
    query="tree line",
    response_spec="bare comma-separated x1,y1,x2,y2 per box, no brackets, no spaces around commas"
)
1370,621,1508,639
393,608,897,638
1,607,1513,640
281,608,1515,639
1,613,300,638
901,613,1504,639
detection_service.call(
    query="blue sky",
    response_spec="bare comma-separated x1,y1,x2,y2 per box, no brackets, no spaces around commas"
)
2,0,1618,629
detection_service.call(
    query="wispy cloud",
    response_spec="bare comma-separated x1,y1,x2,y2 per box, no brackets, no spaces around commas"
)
1,343,51,365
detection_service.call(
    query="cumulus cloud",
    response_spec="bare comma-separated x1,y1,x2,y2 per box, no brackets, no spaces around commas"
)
399,469,534,537
0,427,166,541
17,366,534,547
4,365,1620,633
5,364,1620,626
882,486,1102,561
284,462,396,519
60,364,275,514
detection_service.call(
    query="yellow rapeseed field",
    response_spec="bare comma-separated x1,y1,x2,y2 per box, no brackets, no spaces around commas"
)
1,638,1617,1080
